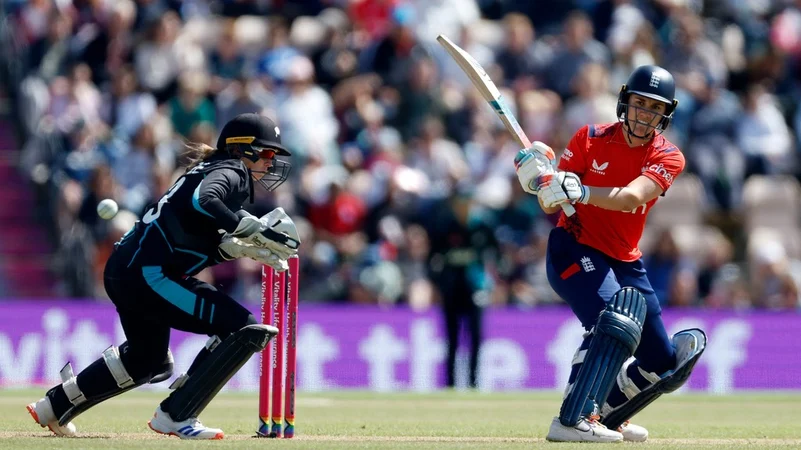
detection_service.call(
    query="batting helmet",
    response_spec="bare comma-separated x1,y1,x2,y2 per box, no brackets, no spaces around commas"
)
616,65,679,137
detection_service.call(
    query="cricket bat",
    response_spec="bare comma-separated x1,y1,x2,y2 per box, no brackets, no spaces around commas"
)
436,34,576,216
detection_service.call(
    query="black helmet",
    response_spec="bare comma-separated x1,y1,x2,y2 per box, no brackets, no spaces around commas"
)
217,113,291,158
616,65,679,138
217,113,291,191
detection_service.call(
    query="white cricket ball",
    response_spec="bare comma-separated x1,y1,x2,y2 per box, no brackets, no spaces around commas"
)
97,198,119,220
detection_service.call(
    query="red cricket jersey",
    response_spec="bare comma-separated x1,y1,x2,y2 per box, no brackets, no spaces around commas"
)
556,123,685,262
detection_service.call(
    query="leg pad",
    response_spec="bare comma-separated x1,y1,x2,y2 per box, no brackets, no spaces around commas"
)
559,287,647,426
164,324,277,422
601,328,707,430
57,347,173,426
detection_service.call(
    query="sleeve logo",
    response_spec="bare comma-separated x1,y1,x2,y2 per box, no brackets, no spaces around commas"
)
644,162,674,183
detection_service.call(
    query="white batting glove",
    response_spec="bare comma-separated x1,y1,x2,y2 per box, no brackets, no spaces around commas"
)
538,172,590,208
514,142,556,195
218,236,289,272
228,207,300,260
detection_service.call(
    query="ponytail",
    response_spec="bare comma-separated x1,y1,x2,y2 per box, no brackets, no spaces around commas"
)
183,142,219,171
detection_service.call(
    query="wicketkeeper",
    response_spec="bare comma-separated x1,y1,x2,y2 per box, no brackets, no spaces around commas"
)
27,113,301,440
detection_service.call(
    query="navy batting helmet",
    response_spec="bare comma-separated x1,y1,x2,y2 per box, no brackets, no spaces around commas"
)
616,65,678,138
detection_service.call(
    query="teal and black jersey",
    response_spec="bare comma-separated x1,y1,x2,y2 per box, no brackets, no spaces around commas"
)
115,154,253,277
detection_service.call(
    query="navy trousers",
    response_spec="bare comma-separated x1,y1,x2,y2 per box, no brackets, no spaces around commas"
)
545,227,677,410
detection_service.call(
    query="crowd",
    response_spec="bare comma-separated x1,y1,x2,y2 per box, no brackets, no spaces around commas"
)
3,0,801,310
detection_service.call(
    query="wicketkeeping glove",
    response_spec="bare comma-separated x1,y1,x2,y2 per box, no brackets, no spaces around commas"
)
218,235,290,272
228,207,300,259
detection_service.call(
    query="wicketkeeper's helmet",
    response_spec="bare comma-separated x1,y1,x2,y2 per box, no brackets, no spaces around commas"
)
217,113,291,191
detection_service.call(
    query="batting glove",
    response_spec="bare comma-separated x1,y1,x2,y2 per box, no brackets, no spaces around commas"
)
514,142,556,195
538,171,590,208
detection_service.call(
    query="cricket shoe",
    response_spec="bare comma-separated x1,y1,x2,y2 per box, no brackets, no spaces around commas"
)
618,420,648,442
546,415,623,443
148,406,224,440
26,397,77,437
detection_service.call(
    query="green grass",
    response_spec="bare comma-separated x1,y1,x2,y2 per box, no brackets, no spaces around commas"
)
2,389,800,449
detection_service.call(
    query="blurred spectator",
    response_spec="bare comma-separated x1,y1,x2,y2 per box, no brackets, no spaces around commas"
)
544,10,610,100
410,0,481,45
394,57,442,140
405,116,467,199
275,55,339,162
348,0,398,41
208,20,248,95
735,82,794,176
749,235,800,309
112,122,167,215
78,0,138,86
697,230,745,307
560,62,618,142
312,10,359,90
26,11,73,82
134,11,185,103
644,229,698,307
102,66,158,140
662,8,728,91
256,16,301,84
607,21,658,92
215,77,274,128
685,74,745,212
362,3,422,87
168,71,215,138
15,0,54,45
494,13,552,90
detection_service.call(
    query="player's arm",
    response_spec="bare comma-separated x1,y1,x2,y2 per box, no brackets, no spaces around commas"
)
586,151,684,211
198,168,298,253
195,168,244,232
541,151,684,211
584,176,663,212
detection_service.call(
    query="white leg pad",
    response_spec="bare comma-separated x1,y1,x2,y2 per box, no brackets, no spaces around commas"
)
60,363,87,406
103,346,135,388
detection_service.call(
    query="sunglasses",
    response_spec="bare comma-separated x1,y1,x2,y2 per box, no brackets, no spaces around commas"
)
254,148,276,160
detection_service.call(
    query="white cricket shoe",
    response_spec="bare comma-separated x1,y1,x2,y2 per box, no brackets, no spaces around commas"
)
618,420,648,442
148,406,224,440
546,415,623,443
26,397,77,437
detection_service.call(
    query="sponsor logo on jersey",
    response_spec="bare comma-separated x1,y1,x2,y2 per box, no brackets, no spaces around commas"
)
591,159,609,175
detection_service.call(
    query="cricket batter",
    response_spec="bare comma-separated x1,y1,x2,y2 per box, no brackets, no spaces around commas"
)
27,113,301,439
515,65,707,442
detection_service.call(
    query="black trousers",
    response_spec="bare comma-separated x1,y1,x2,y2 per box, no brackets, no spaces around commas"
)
438,269,484,388
104,268,255,367
47,253,255,419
